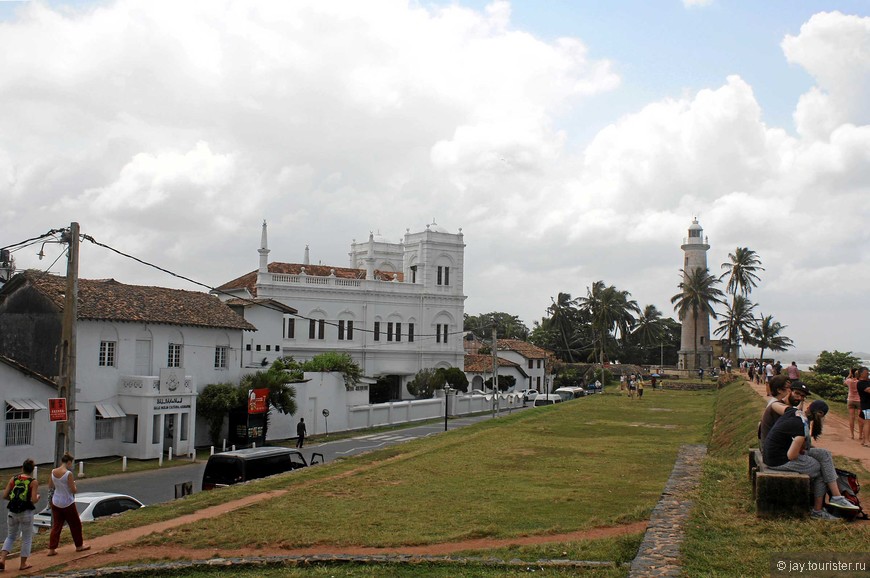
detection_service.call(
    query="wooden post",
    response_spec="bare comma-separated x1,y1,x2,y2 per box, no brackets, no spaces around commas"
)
55,222,79,467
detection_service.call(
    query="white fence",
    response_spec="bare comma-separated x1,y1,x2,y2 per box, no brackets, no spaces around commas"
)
346,393,525,431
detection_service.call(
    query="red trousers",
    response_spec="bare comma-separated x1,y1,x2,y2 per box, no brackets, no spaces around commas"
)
49,503,84,549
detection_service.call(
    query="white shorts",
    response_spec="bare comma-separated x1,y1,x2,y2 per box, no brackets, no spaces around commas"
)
862,409,870,420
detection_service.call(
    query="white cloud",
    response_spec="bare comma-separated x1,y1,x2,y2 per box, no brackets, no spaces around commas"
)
2,2,870,352
682,0,713,7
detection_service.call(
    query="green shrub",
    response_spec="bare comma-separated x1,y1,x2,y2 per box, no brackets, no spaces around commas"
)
801,371,847,403
593,367,614,386
300,352,362,389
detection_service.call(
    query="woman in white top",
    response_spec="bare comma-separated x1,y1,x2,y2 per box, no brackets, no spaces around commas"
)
47,453,89,556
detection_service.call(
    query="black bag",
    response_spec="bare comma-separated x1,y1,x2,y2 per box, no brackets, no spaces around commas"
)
825,468,868,521
6,475,34,513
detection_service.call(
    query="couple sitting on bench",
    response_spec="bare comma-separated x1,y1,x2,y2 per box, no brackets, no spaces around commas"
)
761,378,859,520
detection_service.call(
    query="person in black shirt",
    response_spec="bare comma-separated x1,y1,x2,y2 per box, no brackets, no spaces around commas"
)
763,400,859,519
857,366,870,447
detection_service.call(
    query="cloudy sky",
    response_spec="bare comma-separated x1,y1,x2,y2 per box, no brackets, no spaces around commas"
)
2,0,869,356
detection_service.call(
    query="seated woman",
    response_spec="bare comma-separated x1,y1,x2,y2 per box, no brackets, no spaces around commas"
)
758,376,793,450
763,400,859,519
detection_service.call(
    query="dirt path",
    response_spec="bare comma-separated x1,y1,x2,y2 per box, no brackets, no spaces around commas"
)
745,377,870,471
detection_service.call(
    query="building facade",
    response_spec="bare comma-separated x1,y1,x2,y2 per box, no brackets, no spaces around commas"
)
0,272,254,463
677,218,714,370
216,220,467,399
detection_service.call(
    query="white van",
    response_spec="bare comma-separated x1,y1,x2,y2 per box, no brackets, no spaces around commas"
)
533,394,563,406
554,386,586,401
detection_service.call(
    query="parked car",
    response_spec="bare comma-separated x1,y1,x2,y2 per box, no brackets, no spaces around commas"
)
33,492,143,530
554,386,586,401
523,389,539,401
202,446,324,490
533,394,563,406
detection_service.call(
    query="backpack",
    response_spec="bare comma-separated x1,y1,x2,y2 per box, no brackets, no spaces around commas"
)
825,468,868,521
6,475,34,513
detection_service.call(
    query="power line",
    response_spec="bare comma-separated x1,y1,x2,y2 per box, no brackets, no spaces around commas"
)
80,234,470,345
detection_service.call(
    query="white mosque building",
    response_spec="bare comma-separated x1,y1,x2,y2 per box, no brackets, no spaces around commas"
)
215,220,467,400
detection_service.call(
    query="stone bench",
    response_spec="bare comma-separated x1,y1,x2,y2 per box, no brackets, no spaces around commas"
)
748,449,811,517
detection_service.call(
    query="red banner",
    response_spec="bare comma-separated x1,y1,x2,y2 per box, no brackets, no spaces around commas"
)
49,398,67,422
248,388,268,414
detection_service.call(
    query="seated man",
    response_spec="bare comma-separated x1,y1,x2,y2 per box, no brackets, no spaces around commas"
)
763,400,860,519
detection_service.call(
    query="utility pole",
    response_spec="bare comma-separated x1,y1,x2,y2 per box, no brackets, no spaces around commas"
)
491,317,499,418
56,222,79,466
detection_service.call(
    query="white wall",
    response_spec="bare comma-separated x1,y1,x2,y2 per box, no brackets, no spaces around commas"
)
0,363,57,468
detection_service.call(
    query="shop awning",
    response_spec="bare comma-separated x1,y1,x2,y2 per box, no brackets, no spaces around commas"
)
6,399,48,411
95,403,127,419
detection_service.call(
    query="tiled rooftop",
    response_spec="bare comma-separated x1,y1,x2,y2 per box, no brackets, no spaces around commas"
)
9,272,255,331
496,339,550,359
464,353,521,373
217,263,404,297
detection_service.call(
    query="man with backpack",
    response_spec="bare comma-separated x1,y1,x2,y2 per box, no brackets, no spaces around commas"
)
1,458,40,572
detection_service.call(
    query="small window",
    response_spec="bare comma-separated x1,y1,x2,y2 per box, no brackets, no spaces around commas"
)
95,412,114,440
374,321,380,341
246,344,252,351
5,404,33,446
528,359,533,369
99,341,116,367
167,343,182,368
256,344,262,352
537,359,542,369
266,345,271,352
215,346,229,369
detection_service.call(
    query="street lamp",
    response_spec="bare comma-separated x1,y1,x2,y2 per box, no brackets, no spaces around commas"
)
443,386,452,432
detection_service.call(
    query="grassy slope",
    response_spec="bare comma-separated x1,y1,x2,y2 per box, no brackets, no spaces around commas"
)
681,380,870,577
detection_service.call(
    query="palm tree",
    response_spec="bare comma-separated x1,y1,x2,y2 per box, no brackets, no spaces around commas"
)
746,314,794,362
240,357,300,440
633,304,666,362
671,267,726,369
578,281,641,365
720,247,763,297
546,293,580,362
714,295,757,359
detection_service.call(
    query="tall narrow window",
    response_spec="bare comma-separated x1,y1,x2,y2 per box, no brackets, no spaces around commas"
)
214,346,229,369
338,320,346,340
318,319,325,339
284,318,295,339
437,266,443,285
442,324,448,343
309,319,316,339
410,266,417,283
387,322,394,342
436,324,442,343
167,343,182,368
444,266,450,286
395,322,402,342
374,321,381,341
5,404,33,446
347,321,354,340
528,359,533,369
99,341,116,367
408,323,414,342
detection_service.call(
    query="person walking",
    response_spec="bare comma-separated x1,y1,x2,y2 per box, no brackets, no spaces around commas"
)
296,418,307,448
1,459,39,572
857,367,870,447
844,367,862,442
48,453,90,556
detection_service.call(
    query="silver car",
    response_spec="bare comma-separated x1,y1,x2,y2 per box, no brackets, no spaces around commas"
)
33,492,143,530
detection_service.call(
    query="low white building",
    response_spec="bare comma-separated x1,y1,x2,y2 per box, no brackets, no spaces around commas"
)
463,354,528,392
0,355,56,468
496,339,551,392
215,220,467,401
0,272,255,464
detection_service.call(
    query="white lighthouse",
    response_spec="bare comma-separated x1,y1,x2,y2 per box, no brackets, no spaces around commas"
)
677,218,713,371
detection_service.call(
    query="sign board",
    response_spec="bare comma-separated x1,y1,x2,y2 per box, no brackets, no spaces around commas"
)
49,398,67,422
248,388,269,414
322,408,330,417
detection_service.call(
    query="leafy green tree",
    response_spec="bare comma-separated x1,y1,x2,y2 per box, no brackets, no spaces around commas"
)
545,293,583,362
300,352,362,389
485,375,516,392
197,382,238,446
406,368,446,398
578,281,640,366
463,312,530,340
671,267,726,369
745,314,794,362
437,367,469,392
810,350,862,377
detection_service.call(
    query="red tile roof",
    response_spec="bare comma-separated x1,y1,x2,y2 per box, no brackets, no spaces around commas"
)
217,263,404,297
10,272,255,331
464,354,522,373
496,339,550,359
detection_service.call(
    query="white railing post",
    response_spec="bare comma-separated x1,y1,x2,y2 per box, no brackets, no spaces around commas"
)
252,442,256,448
210,446,214,456
222,439,227,451
158,454,163,467
168,447,173,461
78,461,84,476
122,456,127,472
231,445,236,451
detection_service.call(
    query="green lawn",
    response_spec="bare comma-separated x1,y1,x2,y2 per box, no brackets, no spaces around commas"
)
681,380,870,577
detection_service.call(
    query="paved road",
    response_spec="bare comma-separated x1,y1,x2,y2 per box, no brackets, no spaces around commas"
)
3,404,530,537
